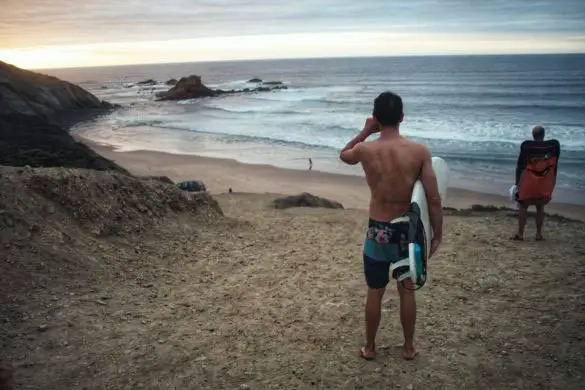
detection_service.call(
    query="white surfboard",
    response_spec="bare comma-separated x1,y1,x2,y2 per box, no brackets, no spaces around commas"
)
408,156,450,288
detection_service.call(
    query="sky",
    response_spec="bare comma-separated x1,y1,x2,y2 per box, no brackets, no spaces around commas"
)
1,0,584,69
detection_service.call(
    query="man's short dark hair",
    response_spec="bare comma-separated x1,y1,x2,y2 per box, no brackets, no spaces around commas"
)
532,125,545,141
373,91,403,127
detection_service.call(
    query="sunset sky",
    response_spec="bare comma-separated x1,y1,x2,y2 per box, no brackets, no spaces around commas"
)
1,0,584,69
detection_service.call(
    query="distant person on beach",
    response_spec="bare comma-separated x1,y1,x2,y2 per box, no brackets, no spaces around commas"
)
308,158,312,171
512,125,561,241
339,91,443,361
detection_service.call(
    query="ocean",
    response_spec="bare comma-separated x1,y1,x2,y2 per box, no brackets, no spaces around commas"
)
43,54,585,204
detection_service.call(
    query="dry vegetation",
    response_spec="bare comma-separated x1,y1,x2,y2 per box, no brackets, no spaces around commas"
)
1,170,585,389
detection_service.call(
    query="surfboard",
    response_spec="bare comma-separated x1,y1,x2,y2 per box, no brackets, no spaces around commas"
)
408,156,450,289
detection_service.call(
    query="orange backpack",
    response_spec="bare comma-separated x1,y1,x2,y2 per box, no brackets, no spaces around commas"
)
518,155,557,202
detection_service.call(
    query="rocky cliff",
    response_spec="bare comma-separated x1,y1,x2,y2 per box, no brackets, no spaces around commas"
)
0,61,125,172
0,114,129,173
0,61,114,118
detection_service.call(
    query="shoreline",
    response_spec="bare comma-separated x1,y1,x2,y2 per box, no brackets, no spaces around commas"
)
77,136,585,221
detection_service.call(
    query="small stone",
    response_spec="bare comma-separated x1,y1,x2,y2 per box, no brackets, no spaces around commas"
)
407,385,414,390
500,350,508,356
374,367,381,373
240,385,249,390
3,243,10,249
144,283,154,288
195,356,207,362
97,300,107,306
38,324,48,332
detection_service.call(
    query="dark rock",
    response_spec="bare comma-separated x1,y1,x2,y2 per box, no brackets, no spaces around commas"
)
263,81,283,85
272,193,344,210
248,78,262,83
136,79,156,86
156,75,288,101
165,78,177,86
0,115,129,173
0,61,114,118
177,180,206,192
156,75,216,100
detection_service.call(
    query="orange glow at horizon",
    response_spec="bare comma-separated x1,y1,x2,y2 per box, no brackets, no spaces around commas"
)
1,32,584,70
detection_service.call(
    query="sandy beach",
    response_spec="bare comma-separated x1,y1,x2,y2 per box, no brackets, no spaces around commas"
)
84,139,585,222
2,160,585,389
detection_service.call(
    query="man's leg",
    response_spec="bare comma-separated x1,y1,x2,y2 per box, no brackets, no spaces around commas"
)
362,286,386,359
361,255,390,360
536,202,545,240
397,278,417,360
514,202,528,240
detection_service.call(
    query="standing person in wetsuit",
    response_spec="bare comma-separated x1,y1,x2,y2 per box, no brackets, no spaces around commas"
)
339,91,443,361
513,125,561,241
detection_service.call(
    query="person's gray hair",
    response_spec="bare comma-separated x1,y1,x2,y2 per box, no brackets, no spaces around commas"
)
532,125,545,140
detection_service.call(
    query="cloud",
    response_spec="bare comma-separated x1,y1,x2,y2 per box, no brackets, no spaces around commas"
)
1,0,584,49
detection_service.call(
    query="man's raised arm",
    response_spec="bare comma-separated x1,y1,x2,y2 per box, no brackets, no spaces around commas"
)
339,118,378,165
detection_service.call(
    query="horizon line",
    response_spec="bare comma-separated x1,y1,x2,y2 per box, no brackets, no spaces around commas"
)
26,51,585,71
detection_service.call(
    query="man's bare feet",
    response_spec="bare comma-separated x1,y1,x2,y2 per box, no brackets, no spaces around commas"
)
359,346,376,360
535,234,544,241
511,234,523,241
402,345,418,360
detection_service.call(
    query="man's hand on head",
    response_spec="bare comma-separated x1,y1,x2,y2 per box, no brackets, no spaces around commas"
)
364,117,379,134
339,116,379,165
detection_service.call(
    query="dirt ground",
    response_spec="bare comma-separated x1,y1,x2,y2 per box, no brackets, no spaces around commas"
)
2,191,585,390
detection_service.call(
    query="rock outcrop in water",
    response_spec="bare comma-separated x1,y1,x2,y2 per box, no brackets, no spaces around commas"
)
0,61,114,118
156,74,288,101
136,78,156,86
0,61,124,171
156,75,215,100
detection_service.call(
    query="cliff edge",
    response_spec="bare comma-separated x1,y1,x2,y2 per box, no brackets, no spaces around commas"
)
0,61,125,172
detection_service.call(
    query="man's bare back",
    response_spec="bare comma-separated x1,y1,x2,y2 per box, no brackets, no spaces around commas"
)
358,135,430,221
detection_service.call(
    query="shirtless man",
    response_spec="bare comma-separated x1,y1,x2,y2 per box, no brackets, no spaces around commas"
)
339,91,443,361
